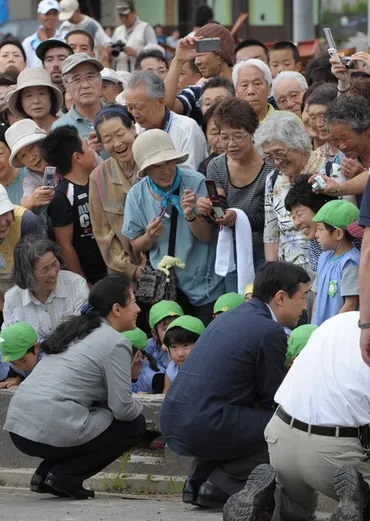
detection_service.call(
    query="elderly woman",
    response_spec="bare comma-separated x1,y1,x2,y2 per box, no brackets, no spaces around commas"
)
122,130,225,325
198,98,273,290
8,68,63,132
3,275,146,499
255,112,314,269
3,235,89,339
271,71,308,118
232,58,274,123
90,104,142,279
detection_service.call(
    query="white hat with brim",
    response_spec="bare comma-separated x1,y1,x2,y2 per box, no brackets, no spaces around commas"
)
101,68,121,84
0,184,14,216
133,129,188,179
5,120,48,169
8,67,64,119
58,0,79,21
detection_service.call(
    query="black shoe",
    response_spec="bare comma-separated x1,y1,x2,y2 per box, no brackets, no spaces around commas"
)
30,471,69,498
223,464,276,521
331,465,370,521
182,478,201,505
196,480,229,509
44,473,95,500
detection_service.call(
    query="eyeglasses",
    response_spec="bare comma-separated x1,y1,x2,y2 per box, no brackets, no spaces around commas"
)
218,132,249,147
66,72,100,87
264,149,291,168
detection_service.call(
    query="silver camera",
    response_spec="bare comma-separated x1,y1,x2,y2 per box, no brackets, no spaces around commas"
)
312,175,327,192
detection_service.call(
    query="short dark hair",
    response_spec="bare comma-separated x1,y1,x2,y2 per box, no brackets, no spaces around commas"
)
163,327,200,351
301,81,325,113
323,222,353,242
188,59,199,74
235,38,268,57
200,76,235,98
326,93,370,134
194,4,214,27
95,103,135,143
39,125,84,176
306,82,338,108
285,174,333,214
0,39,27,63
201,102,220,135
65,29,94,51
213,97,259,134
0,125,9,147
253,261,310,303
269,41,300,64
305,54,337,86
16,86,59,117
135,49,169,71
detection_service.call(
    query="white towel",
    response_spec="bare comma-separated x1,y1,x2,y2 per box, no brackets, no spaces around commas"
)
215,208,255,294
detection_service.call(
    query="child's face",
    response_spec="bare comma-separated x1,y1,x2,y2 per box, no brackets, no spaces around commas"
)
315,222,343,251
153,316,178,345
168,342,195,367
12,345,39,372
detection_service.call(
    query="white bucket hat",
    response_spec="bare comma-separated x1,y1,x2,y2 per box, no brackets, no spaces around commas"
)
5,120,48,168
132,129,188,178
0,184,14,216
8,67,64,118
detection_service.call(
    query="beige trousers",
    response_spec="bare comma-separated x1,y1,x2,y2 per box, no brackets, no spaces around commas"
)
265,413,370,521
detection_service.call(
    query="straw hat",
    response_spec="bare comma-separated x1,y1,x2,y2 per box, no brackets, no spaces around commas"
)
132,129,188,178
5,120,47,168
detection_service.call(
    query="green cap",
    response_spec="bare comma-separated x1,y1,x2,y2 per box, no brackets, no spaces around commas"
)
286,325,318,367
0,322,38,362
121,328,148,351
312,200,360,230
166,315,205,336
213,292,245,314
149,300,184,329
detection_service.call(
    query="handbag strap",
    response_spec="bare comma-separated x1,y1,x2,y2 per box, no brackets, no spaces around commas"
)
168,188,179,257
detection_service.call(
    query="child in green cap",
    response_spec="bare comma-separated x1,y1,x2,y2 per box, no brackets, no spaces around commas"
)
146,300,184,372
0,322,41,389
312,200,362,326
285,324,318,368
213,292,245,317
162,315,205,393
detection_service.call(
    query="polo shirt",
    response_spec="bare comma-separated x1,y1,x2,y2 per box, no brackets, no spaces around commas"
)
260,103,276,124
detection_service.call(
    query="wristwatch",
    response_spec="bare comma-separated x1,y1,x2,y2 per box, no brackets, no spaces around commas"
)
358,320,370,329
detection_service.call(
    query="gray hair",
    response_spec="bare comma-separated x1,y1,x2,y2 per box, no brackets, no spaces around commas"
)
232,58,272,89
326,93,370,133
254,112,312,154
127,70,165,100
12,235,64,291
271,71,308,98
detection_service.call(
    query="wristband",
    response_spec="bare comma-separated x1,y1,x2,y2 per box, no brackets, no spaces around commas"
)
337,84,351,93
358,319,370,329
185,214,197,222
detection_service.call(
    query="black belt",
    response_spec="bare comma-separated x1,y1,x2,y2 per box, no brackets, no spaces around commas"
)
277,406,359,438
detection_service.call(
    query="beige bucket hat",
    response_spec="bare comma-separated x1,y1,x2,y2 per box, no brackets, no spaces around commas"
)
133,129,189,178
5,120,48,168
8,67,64,118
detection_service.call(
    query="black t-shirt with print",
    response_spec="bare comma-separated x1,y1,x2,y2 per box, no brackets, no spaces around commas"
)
48,178,107,284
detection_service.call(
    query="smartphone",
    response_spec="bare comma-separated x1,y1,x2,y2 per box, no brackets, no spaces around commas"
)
205,179,225,218
43,166,57,188
195,38,221,54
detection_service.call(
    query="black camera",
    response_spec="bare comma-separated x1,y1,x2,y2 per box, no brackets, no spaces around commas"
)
112,40,126,57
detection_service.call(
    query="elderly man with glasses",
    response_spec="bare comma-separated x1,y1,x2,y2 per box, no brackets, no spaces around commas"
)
271,71,308,119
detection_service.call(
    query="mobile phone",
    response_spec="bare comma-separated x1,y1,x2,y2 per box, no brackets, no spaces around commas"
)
43,166,57,188
323,27,358,69
195,38,221,54
205,179,225,218
157,207,166,219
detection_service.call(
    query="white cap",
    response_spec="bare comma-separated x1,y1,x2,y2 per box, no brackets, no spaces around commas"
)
58,0,79,21
37,0,60,14
101,68,121,84
0,185,14,216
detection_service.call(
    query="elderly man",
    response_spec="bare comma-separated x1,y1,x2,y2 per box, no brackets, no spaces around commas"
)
233,58,274,123
100,68,122,102
23,0,63,68
66,30,95,57
272,71,308,118
36,38,74,91
126,71,207,171
112,1,157,72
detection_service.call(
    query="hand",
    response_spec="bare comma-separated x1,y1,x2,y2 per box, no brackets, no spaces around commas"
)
87,132,103,153
330,55,351,85
197,196,213,216
0,376,22,389
174,36,198,64
181,189,197,218
351,52,370,74
124,46,137,57
360,329,370,366
32,186,54,207
146,216,163,239
341,158,365,180
215,209,237,227
308,174,340,195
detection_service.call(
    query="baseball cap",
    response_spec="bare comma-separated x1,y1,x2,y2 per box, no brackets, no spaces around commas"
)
286,325,318,367
37,0,60,15
0,184,14,216
59,0,79,21
213,292,244,314
0,322,38,363
36,38,74,62
312,200,360,232
121,328,148,351
166,315,205,336
149,300,184,330
62,52,104,75
117,1,134,15
101,68,121,84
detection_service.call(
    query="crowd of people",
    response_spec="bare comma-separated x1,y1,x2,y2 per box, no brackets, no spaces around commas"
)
0,0,370,519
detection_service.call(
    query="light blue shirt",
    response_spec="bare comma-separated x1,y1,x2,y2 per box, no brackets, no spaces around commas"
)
166,360,179,382
145,337,168,372
6,170,25,205
122,168,225,305
132,360,157,393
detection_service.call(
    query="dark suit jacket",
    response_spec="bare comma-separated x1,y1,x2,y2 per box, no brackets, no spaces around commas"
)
160,298,288,460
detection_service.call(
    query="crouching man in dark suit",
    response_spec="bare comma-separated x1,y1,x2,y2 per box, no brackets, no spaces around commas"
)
160,261,310,509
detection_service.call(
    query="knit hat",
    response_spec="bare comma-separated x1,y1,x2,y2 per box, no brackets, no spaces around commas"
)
149,300,184,329
195,23,235,66
213,292,244,314
166,315,205,336
286,325,318,367
312,200,360,233
0,322,38,363
121,328,148,351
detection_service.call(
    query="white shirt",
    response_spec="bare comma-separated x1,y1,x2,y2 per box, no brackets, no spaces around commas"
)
275,311,370,427
3,270,89,341
112,17,157,72
23,28,63,68
137,111,207,172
